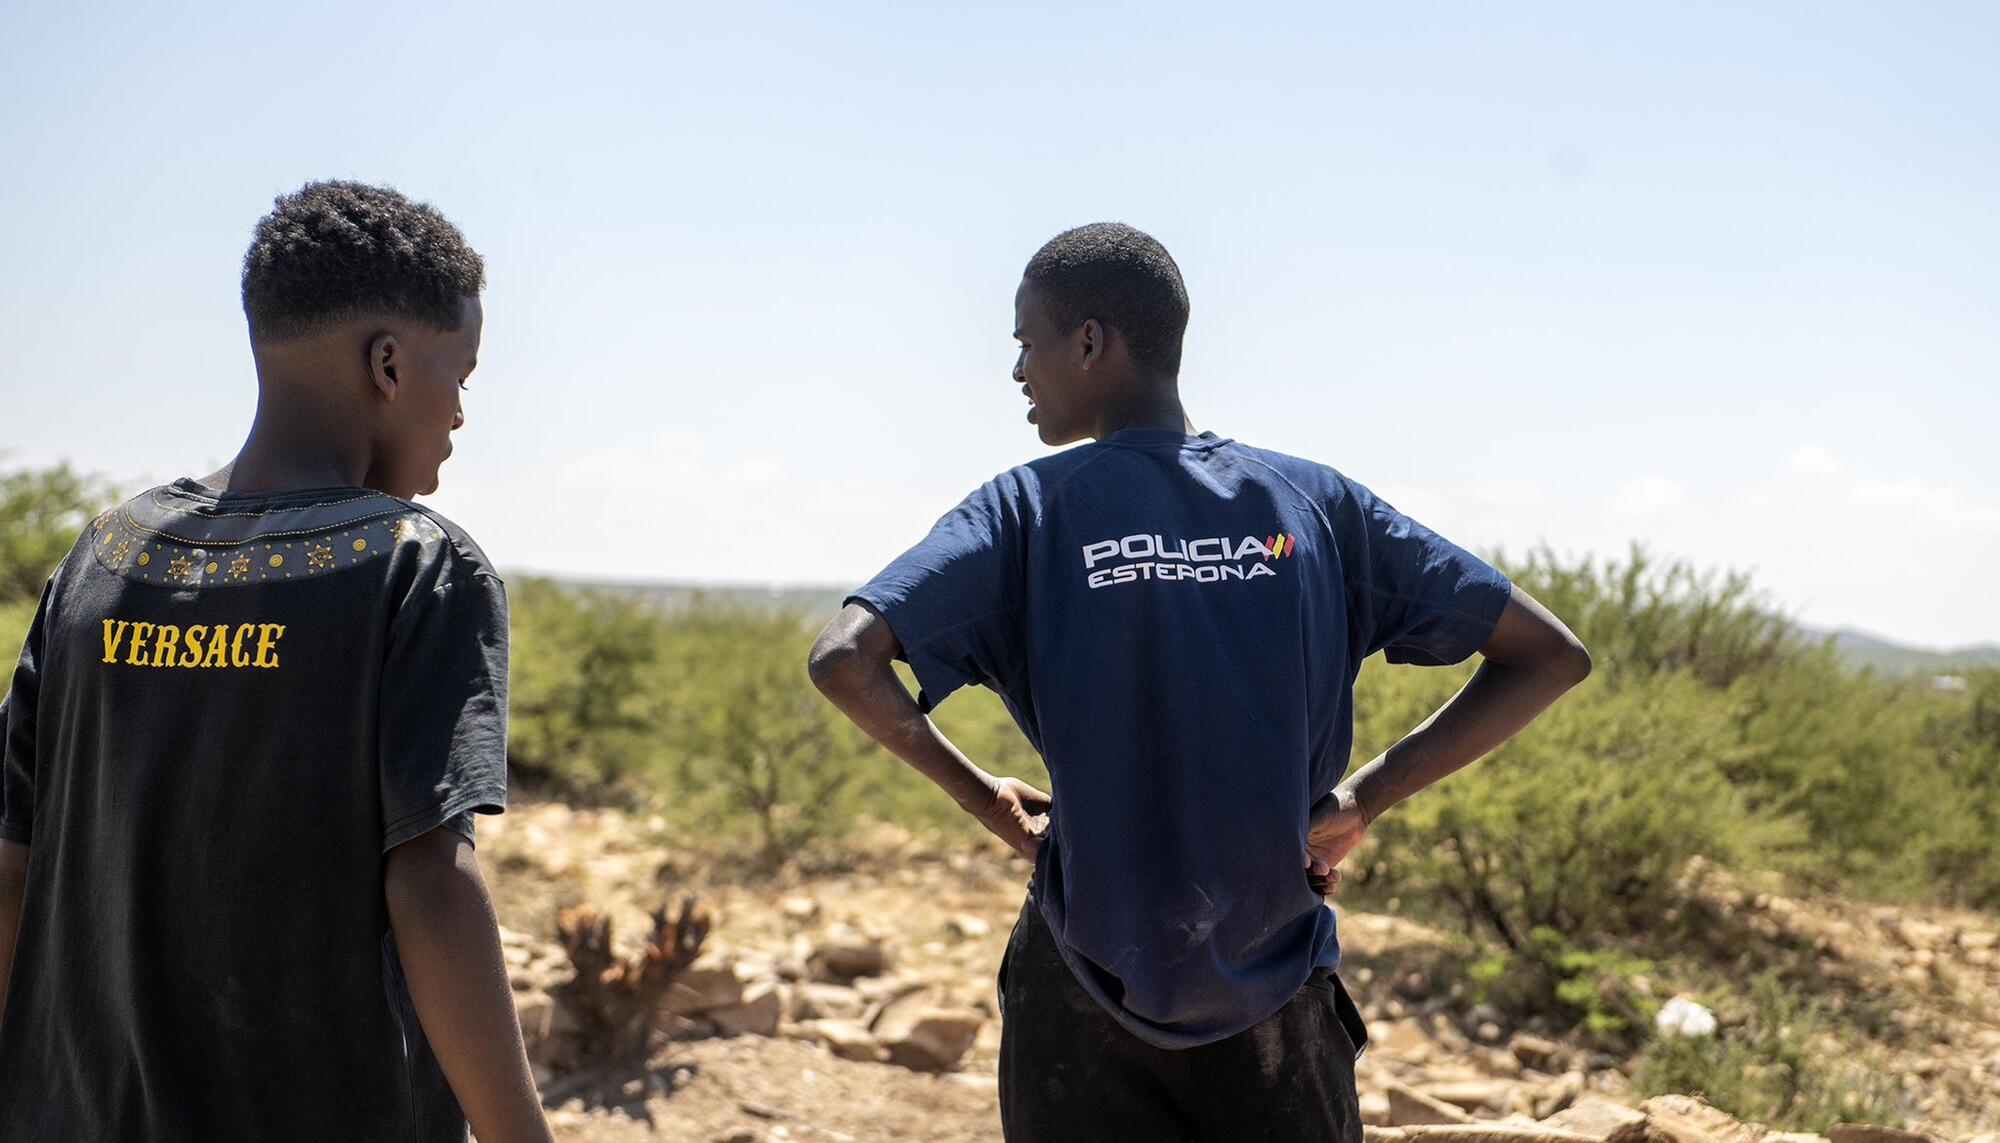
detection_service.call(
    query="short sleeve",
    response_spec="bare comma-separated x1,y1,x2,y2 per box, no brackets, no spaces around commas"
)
379,572,510,851
0,580,53,844
1342,480,1512,667
847,476,1028,711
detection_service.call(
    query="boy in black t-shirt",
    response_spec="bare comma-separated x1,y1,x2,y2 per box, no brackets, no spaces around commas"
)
0,182,552,1142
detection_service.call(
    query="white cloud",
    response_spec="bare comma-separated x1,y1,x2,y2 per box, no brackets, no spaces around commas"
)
1837,477,2000,534
1608,475,1688,515
1789,443,1845,481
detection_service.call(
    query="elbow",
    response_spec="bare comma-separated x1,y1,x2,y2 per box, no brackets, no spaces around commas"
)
806,627,861,699
1556,639,1593,688
808,602,898,702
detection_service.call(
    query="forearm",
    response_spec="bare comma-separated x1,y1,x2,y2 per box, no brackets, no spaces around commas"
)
386,834,552,1143
811,648,996,813
1339,657,1581,823
0,840,25,1020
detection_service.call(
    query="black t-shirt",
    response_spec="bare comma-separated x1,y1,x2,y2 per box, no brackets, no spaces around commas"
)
0,478,509,1142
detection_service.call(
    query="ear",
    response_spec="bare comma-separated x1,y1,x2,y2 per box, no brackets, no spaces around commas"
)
367,332,402,401
1079,318,1104,371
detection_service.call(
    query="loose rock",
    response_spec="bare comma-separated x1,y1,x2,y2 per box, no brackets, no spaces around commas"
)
794,1018,887,1063
1641,1095,1766,1143
1827,1128,1935,1143
872,992,984,1072
1385,1081,1474,1126
709,980,785,1037
1541,1097,1648,1143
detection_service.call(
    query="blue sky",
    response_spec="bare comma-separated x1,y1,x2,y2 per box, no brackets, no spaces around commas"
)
2,2,1994,647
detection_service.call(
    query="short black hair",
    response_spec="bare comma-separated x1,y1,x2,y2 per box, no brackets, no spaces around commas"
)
1022,222,1190,376
241,180,485,342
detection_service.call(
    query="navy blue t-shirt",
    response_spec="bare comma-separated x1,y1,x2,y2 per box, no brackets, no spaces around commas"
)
850,428,1511,1048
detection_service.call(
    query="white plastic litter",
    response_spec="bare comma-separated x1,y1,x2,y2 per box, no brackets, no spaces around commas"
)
1655,995,1718,1038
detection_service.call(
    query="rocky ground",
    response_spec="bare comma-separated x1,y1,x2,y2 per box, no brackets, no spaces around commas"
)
478,802,2000,1143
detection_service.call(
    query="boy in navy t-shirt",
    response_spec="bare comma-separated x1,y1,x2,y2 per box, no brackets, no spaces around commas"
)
809,223,1592,1142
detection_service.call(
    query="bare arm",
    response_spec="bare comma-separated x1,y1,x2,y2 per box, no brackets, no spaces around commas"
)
0,839,25,1020
385,827,553,1143
1307,585,1591,883
807,601,1049,858
1344,584,1590,819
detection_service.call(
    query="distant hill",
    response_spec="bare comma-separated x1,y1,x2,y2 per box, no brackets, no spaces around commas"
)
539,576,2000,677
545,577,849,617
1815,628,2000,676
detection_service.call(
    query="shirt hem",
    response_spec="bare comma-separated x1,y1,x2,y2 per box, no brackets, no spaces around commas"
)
383,784,507,852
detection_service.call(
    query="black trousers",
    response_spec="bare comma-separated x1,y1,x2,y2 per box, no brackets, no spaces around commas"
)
997,889,1367,1143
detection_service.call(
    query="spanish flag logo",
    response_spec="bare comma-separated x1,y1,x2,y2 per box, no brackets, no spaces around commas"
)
1264,533,1297,560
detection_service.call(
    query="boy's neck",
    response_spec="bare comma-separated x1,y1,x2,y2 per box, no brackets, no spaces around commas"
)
202,403,374,496
1093,383,1193,440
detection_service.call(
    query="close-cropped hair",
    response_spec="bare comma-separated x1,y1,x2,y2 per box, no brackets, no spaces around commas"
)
240,180,485,342
1023,222,1190,376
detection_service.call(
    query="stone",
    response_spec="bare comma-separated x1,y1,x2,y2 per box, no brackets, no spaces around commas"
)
1541,1097,1648,1143
1764,1135,1828,1143
1532,1071,1585,1119
1425,1080,1521,1115
1359,1091,1392,1127
514,990,554,1051
667,952,756,1015
795,1018,887,1063
873,994,984,1072
792,981,867,1022
709,980,785,1037
780,896,820,922
947,914,992,939
1885,919,1952,951
1386,1082,1474,1126
1640,1095,1766,1143
1399,1126,1602,1143
1827,1129,1934,1143
1487,1049,1526,1077
1511,1033,1565,1072
1373,1018,1433,1058
813,931,889,980
1654,997,1718,1039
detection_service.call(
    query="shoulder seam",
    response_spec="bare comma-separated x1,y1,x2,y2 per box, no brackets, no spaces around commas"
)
1231,450,1344,549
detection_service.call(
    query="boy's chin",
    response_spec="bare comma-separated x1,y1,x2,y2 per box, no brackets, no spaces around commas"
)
1034,421,1081,448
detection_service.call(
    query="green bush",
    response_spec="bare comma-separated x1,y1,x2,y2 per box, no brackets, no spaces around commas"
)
1497,543,1803,687
506,578,669,792
1469,926,1658,1049
505,585,1043,860
1355,663,1800,947
655,604,877,864
0,463,114,604
1634,975,1908,1131
1351,543,2000,948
